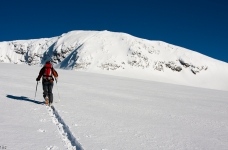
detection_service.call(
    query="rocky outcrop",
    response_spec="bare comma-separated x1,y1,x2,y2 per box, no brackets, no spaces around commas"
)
165,61,182,72
179,58,208,74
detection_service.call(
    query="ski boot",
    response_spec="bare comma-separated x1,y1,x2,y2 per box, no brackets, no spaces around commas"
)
45,96,49,105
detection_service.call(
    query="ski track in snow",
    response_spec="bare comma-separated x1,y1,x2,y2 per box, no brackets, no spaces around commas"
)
46,105,83,150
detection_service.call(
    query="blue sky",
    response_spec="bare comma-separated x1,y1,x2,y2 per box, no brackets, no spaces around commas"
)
0,0,227,63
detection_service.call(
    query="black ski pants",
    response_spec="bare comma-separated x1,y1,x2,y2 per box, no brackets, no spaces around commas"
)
42,81,54,103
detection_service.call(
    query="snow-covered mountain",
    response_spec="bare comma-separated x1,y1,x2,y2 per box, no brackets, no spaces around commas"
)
0,30,228,91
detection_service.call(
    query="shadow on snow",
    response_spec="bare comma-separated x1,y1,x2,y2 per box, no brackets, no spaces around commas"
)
6,95,44,105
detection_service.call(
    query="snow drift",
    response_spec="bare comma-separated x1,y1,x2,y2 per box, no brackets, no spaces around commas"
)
0,30,228,91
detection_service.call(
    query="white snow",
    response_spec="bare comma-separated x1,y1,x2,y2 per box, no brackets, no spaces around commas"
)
0,63,228,150
0,30,228,91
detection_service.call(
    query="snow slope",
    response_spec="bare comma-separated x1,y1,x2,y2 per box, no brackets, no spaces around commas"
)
0,30,228,90
0,63,228,150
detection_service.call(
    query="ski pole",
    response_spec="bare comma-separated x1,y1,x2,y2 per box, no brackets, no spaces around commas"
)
55,78,60,101
34,81,38,100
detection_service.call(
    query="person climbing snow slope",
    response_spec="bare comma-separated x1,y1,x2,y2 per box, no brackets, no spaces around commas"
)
36,61,58,105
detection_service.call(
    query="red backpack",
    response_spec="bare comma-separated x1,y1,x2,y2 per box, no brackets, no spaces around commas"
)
43,62,53,81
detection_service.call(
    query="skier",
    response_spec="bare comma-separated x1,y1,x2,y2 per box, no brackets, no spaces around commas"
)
36,61,58,105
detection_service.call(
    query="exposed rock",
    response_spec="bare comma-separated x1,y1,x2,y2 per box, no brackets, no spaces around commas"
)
179,59,190,67
165,61,182,72
74,62,91,69
175,66,182,72
153,61,164,71
100,63,122,70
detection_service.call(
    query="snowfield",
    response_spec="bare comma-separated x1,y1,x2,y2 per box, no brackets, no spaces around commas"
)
0,63,228,150
0,30,228,91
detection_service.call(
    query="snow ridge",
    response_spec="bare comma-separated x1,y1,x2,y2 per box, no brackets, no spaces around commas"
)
46,105,83,150
0,30,228,90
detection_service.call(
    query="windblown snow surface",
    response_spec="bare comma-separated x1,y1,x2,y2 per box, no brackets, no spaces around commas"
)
0,63,228,150
0,30,228,91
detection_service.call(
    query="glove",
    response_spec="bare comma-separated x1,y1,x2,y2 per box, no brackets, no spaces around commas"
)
36,78,40,81
55,77,58,83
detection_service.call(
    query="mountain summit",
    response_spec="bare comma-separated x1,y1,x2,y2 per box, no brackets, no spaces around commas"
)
0,30,228,90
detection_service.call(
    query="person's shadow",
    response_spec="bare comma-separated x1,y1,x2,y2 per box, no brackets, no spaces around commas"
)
6,95,44,105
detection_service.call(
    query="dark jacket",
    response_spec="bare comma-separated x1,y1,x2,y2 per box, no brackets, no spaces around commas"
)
37,67,58,82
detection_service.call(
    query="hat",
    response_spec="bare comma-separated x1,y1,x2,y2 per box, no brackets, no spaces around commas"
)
46,61,51,64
